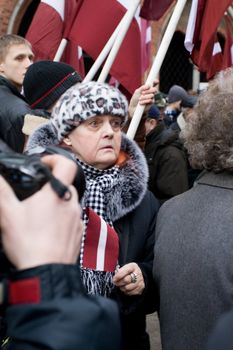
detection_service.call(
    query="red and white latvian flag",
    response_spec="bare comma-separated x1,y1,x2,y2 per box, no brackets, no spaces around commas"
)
26,0,85,77
184,0,232,76
69,0,146,96
206,36,223,79
83,208,119,272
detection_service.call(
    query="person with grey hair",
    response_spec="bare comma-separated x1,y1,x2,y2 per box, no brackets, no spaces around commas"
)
153,68,233,350
26,81,159,350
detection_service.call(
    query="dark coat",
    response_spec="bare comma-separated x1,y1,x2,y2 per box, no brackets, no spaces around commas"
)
114,190,159,350
144,122,189,203
153,171,233,350
0,77,31,152
206,310,233,350
5,264,121,350
0,77,47,153
26,127,160,350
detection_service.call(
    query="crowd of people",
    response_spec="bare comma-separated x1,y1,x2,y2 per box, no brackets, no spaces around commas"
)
0,33,233,350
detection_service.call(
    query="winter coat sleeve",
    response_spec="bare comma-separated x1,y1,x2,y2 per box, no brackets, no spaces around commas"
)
5,264,121,350
205,311,233,350
113,191,159,315
153,145,189,202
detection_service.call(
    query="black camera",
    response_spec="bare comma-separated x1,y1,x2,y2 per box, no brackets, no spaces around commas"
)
0,140,85,201
0,140,86,278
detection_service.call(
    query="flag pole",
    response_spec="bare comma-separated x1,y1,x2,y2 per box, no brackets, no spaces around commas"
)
97,0,141,83
127,0,188,139
83,9,133,82
53,38,68,61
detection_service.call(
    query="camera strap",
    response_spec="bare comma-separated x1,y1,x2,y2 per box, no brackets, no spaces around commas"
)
42,167,72,201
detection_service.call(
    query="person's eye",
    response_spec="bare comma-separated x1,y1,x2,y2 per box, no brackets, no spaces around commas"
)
16,55,24,61
111,119,122,129
89,120,99,127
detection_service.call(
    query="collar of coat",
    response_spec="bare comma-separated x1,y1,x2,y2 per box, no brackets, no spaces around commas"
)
26,124,148,220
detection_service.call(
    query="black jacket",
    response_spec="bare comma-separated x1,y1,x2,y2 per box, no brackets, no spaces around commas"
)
26,129,160,350
0,77,48,153
5,264,121,350
144,122,189,203
0,77,33,152
114,190,159,350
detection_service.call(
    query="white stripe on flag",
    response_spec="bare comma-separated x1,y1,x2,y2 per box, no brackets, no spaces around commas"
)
42,0,65,20
231,44,233,64
96,217,108,270
212,42,221,55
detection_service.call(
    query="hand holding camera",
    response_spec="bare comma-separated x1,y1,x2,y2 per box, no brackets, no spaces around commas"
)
0,141,85,270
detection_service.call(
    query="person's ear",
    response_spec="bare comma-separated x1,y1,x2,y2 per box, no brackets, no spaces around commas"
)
151,119,157,128
63,137,72,146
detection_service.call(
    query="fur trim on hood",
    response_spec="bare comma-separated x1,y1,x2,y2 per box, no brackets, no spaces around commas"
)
26,123,149,219
105,133,148,221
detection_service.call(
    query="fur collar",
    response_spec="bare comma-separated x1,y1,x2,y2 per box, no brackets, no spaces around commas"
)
26,124,148,220
105,133,148,221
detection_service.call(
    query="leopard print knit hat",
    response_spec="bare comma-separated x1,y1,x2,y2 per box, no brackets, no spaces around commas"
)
51,81,128,141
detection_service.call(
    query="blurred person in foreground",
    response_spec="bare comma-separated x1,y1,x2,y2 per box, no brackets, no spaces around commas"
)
0,153,121,350
153,68,233,350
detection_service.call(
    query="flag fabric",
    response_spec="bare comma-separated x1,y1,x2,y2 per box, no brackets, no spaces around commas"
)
26,0,85,78
68,0,144,95
184,0,232,75
140,0,174,20
109,17,151,90
140,18,152,75
82,208,119,272
206,38,223,79
222,15,233,70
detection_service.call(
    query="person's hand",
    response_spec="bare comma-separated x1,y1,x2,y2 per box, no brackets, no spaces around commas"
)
113,262,145,296
0,154,83,270
128,82,159,118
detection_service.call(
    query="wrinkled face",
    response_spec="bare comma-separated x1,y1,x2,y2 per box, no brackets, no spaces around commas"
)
67,115,122,170
0,44,34,89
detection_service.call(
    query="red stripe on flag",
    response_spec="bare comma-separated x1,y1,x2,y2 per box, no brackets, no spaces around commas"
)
104,225,119,272
26,2,63,60
68,0,142,95
83,208,101,270
140,0,174,20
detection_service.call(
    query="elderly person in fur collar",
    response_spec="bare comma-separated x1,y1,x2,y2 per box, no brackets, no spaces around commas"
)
26,81,159,350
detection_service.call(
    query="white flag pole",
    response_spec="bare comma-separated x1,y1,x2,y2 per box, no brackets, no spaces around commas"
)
53,38,68,61
127,0,188,139
83,18,124,82
97,0,140,83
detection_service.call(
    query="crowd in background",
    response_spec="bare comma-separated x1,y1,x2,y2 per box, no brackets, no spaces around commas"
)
0,33,233,350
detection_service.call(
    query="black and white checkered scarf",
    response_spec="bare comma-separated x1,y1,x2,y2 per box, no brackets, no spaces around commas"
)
78,159,120,225
78,159,120,297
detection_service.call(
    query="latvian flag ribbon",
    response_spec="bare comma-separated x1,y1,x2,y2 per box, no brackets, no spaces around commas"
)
83,208,119,272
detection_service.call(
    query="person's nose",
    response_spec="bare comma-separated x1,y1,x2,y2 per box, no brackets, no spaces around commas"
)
102,121,114,137
25,57,33,70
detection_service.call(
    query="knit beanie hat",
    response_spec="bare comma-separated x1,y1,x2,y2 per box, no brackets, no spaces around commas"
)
23,60,82,109
26,81,129,152
51,81,128,141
